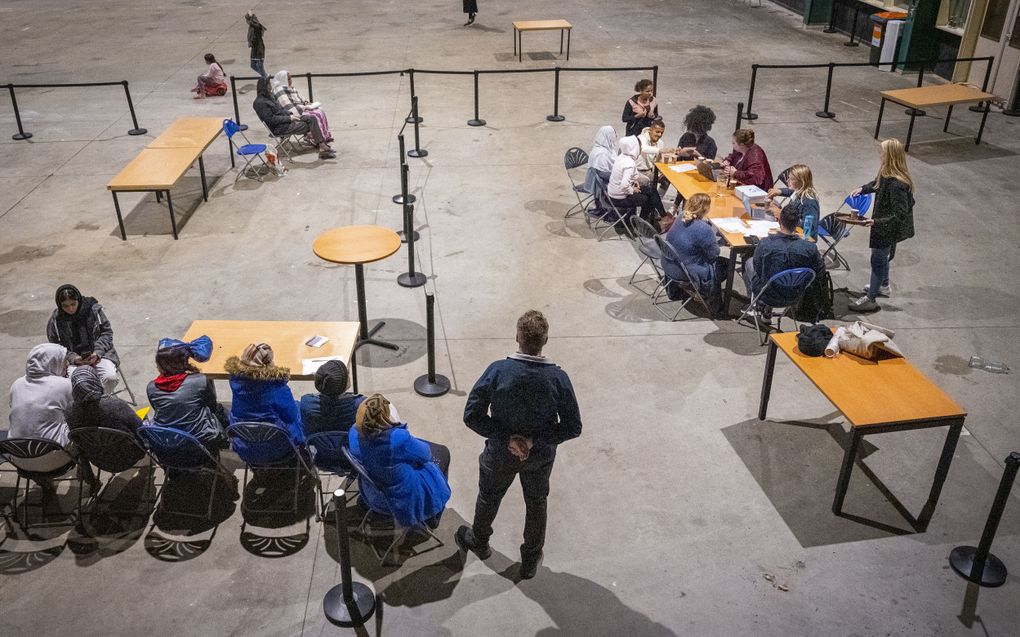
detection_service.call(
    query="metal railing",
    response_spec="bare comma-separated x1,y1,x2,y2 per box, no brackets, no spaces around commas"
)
4,80,147,140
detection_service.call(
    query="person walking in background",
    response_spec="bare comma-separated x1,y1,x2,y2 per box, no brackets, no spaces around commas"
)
245,11,267,78
848,138,915,313
192,53,227,98
456,310,583,580
622,79,658,137
463,0,478,26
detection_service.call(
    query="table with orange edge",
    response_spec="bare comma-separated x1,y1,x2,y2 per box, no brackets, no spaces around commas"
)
758,330,967,529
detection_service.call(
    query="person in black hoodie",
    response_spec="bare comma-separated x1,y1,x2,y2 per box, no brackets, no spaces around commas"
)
253,77,335,159
245,11,267,78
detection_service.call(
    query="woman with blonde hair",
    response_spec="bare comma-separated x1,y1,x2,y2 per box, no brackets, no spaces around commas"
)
767,164,820,240
848,138,915,313
348,394,451,529
661,193,725,312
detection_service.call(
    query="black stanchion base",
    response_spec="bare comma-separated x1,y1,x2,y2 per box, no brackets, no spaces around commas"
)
823,27,838,34
844,41,859,48
467,119,487,127
398,271,427,288
742,112,759,121
949,546,1008,587
12,132,33,140
392,194,417,205
415,374,451,397
969,104,986,113
128,128,148,136
407,149,429,158
405,115,423,124
397,230,421,243
323,582,377,627
546,115,565,122
815,111,836,119
238,124,249,132
905,108,926,117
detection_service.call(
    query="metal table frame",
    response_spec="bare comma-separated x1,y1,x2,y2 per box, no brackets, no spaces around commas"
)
875,95,991,153
514,24,571,62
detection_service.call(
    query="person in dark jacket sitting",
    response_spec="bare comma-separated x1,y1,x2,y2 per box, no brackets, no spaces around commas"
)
300,360,364,437
146,336,228,449
742,205,825,322
67,366,141,434
722,128,773,191
252,77,335,159
662,193,726,312
676,105,718,160
455,310,583,580
47,284,120,394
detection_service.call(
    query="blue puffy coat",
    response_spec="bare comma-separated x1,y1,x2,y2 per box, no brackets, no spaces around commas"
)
225,356,304,461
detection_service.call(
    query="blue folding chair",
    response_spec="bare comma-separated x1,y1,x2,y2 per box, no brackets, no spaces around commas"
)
222,119,271,183
741,267,817,345
226,422,320,521
817,192,873,271
137,425,231,521
0,437,82,530
306,430,357,516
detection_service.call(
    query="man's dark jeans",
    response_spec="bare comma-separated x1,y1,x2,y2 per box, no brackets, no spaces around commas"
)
471,438,556,561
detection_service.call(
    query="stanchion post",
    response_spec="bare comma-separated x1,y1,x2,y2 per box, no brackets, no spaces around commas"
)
845,6,860,47
230,76,248,131
736,102,744,132
7,84,33,140
652,65,659,95
397,204,426,288
414,293,451,397
743,65,759,121
122,81,148,136
816,63,837,119
407,96,428,158
306,72,313,102
546,67,565,122
823,0,839,33
971,56,995,113
406,69,423,124
467,70,486,126
393,142,416,206
949,452,1019,587
323,489,376,627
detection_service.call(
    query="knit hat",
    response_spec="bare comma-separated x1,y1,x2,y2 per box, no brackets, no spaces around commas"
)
798,324,831,357
240,342,274,367
71,365,104,404
314,360,349,396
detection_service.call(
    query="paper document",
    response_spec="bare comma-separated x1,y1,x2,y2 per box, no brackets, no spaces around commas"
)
668,164,698,173
747,220,780,238
302,355,346,375
711,217,749,234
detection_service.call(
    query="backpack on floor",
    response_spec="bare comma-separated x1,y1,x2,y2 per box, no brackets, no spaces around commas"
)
794,270,834,323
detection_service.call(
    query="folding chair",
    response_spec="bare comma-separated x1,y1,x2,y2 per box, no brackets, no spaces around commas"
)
628,216,665,296
652,235,711,321
0,437,83,530
259,119,310,161
816,192,873,271
112,367,137,406
342,446,444,566
227,422,321,521
563,147,593,219
306,431,358,517
68,427,151,516
137,425,231,521
222,119,272,183
740,267,817,345
591,184,636,241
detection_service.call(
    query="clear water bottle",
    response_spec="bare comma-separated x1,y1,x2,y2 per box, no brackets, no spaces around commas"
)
802,212,816,241
969,356,1010,374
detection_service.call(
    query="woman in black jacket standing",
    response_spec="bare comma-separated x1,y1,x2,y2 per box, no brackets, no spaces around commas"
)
848,138,915,313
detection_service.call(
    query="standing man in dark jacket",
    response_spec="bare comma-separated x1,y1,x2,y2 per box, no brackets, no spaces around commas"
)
245,11,267,78
252,78,335,159
456,310,582,580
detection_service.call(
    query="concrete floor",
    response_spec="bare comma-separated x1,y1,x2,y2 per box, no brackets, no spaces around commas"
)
2,0,1019,635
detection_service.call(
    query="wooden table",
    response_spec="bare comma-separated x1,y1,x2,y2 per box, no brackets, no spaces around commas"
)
181,319,361,390
312,225,402,352
758,331,967,530
875,84,995,152
107,117,226,240
513,20,572,62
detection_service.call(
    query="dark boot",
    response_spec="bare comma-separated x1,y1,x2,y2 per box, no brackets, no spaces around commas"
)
455,525,491,559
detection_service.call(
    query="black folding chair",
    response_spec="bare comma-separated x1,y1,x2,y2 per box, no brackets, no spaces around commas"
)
68,427,152,517
563,147,593,219
0,437,82,530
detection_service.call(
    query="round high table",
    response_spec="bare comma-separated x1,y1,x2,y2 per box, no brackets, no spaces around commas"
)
313,225,401,352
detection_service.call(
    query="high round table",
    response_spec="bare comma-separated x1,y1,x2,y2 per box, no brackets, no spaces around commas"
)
313,225,401,351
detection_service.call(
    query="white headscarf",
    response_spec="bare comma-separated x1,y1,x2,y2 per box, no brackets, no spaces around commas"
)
618,136,640,159
271,69,290,92
589,126,618,174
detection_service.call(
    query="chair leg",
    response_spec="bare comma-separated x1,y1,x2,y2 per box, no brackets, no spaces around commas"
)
379,526,410,565
206,470,219,520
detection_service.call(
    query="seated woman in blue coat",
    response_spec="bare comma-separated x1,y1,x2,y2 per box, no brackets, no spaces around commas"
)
225,342,304,461
348,393,451,529
662,192,726,313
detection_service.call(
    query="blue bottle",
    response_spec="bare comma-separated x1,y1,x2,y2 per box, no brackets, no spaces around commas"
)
802,212,816,241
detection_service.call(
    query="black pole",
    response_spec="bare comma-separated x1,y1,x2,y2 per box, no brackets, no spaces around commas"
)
306,72,313,102
406,69,423,124
414,293,451,397
970,56,995,113
652,65,659,96
547,67,565,122
743,65,759,121
8,84,32,140
393,145,416,205
122,81,147,136
323,489,376,627
735,101,744,132
845,6,860,47
816,63,837,119
467,70,486,126
230,76,248,131
397,204,426,288
823,0,839,33
407,96,428,158
949,452,1018,587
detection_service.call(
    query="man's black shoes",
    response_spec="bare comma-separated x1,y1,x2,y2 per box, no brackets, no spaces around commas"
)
455,526,492,560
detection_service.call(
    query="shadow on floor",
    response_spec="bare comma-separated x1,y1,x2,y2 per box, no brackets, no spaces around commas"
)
67,464,157,565
144,470,238,561
905,136,1018,165
237,468,318,558
355,318,427,368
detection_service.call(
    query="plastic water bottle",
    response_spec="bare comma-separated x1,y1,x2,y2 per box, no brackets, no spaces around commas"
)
802,212,816,241
969,356,1010,374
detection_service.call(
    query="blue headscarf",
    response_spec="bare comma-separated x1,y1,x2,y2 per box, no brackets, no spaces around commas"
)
157,335,213,362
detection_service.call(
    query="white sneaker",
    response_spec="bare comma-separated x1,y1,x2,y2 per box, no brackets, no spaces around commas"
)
862,283,891,298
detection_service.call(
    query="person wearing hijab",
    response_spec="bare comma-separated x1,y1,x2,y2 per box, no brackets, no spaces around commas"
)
299,360,365,437
46,284,120,394
225,343,304,456
245,11,267,78
67,366,141,434
622,79,658,137
271,70,333,144
146,336,228,448
253,77,335,159
607,135,667,228
583,125,618,195
348,394,451,529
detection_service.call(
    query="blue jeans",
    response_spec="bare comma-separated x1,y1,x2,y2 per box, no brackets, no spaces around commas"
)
869,245,893,300
250,57,266,78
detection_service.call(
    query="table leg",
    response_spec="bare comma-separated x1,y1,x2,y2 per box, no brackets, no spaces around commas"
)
228,136,235,168
723,249,738,311
519,31,523,62
976,102,990,145
757,339,778,420
166,190,179,240
874,97,885,139
566,29,570,61
112,192,126,241
832,428,863,515
513,28,517,57
156,191,162,203
917,422,964,529
199,155,208,202
560,29,564,55
350,345,358,394
353,263,399,351
905,109,917,153
943,104,954,133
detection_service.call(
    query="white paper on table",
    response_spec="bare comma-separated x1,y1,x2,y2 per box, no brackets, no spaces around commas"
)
747,219,780,238
302,355,346,376
668,164,698,173
710,217,748,234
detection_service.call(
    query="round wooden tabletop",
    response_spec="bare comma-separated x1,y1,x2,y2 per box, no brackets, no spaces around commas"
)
312,225,401,265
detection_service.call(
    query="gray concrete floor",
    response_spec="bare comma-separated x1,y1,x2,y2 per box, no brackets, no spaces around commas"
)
2,1,1019,635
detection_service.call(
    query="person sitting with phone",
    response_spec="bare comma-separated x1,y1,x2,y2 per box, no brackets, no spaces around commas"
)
46,284,120,394
722,128,773,192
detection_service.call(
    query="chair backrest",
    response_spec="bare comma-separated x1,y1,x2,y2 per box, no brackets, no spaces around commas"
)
775,165,795,188
844,192,873,216
227,421,299,467
307,431,352,474
137,425,217,471
0,438,76,477
68,427,146,474
564,147,589,170
654,234,681,267
757,267,816,308
222,119,241,140
341,445,390,515
630,215,660,240
817,212,848,240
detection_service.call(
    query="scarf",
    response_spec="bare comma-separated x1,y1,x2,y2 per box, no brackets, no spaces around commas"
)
54,284,97,356
154,373,189,392
71,365,104,404
589,125,618,174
